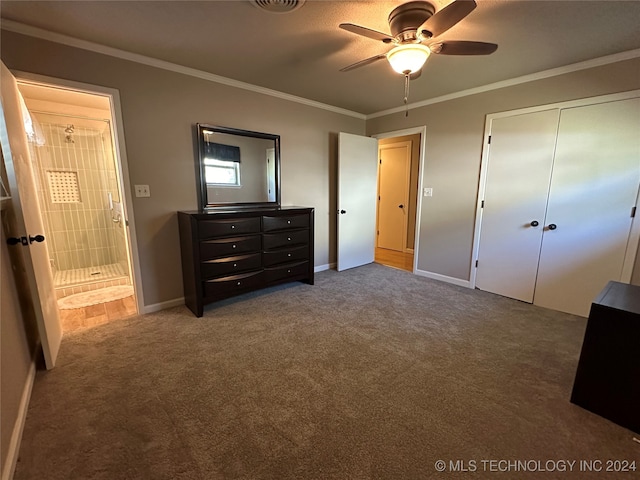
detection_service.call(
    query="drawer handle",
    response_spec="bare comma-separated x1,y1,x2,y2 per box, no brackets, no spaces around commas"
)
287,269,291,273
287,253,292,257
287,220,291,224
231,225,235,229
233,263,237,267
237,281,241,286
287,237,291,241
232,244,237,248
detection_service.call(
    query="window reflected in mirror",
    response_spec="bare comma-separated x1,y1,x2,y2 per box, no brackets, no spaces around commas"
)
196,124,280,209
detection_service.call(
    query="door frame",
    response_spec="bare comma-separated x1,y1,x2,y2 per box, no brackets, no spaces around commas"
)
13,70,145,312
372,126,426,274
470,89,640,289
376,141,412,252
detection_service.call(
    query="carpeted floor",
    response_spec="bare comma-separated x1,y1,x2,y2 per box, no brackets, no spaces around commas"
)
14,264,639,479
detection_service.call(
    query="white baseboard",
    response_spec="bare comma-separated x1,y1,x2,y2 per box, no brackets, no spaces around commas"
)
142,297,185,314
2,360,36,480
414,269,472,288
314,263,335,272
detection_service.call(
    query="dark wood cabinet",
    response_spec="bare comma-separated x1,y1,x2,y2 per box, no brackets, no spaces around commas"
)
178,207,314,317
570,281,640,433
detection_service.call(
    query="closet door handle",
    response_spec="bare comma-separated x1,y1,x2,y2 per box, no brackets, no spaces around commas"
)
547,224,557,231
29,234,45,243
530,220,539,227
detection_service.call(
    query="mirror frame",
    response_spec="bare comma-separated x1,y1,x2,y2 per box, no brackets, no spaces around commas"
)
196,123,281,210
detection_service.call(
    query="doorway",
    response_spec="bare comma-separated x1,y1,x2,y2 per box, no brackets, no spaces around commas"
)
16,80,138,333
374,133,421,272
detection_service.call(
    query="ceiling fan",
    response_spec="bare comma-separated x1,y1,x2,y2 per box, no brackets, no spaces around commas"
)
339,0,497,112
339,0,497,75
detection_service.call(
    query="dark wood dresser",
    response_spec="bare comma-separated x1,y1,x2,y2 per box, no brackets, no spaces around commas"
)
570,281,640,433
178,207,314,317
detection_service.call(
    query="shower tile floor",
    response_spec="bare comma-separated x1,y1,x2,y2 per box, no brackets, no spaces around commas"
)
54,263,127,288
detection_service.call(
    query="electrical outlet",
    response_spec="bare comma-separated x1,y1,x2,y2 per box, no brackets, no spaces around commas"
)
423,187,433,197
134,184,150,197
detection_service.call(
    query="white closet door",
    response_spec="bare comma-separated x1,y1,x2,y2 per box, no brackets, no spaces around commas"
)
534,98,640,317
476,109,560,302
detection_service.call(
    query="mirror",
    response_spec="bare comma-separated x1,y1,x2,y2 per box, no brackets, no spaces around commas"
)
196,124,281,209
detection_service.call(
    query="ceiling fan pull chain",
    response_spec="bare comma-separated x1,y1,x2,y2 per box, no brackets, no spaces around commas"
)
404,72,410,117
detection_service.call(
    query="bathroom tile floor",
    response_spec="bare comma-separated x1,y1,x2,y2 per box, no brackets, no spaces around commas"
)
59,295,137,333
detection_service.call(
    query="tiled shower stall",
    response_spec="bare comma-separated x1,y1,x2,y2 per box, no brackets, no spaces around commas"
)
29,113,130,298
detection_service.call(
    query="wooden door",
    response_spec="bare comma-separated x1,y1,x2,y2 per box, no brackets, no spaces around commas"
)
0,62,62,369
377,141,411,252
534,98,640,316
337,132,378,271
475,109,560,302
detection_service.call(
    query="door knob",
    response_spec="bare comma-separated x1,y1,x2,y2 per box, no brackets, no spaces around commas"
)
530,220,539,227
547,224,557,230
398,204,404,208
29,234,45,243
339,210,346,214
7,236,27,246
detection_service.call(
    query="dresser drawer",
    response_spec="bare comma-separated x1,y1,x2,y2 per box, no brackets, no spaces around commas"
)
263,230,309,250
263,245,309,267
201,253,262,278
263,214,309,232
200,235,261,259
198,217,261,239
265,261,309,283
204,270,264,298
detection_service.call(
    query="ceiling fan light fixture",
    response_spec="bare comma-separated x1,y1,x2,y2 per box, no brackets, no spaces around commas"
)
386,44,431,74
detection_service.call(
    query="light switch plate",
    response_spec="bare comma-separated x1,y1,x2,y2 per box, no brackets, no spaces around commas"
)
135,185,150,197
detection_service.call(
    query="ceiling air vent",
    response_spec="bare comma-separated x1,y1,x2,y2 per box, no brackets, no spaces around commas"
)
251,0,305,14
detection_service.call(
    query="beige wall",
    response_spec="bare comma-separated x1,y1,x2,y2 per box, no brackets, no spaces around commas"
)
368,58,640,282
1,30,365,307
0,209,39,478
2,30,639,303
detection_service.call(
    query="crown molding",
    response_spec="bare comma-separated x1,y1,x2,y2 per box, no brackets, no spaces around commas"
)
4,19,639,122
367,48,640,119
1,19,367,120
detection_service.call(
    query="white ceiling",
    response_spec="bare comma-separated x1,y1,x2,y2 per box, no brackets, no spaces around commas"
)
2,0,640,115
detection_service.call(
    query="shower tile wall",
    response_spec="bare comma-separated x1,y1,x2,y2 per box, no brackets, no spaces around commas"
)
32,122,118,272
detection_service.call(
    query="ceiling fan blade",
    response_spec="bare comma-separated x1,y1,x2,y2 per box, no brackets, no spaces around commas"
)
431,41,498,55
339,23,394,43
340,54,388,72
418,0,477,38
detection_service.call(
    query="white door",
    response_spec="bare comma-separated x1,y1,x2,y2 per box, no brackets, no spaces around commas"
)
0,62,62,369
337,132,378,271
377,141,411,252
534,98,640,316
476,109,560,302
